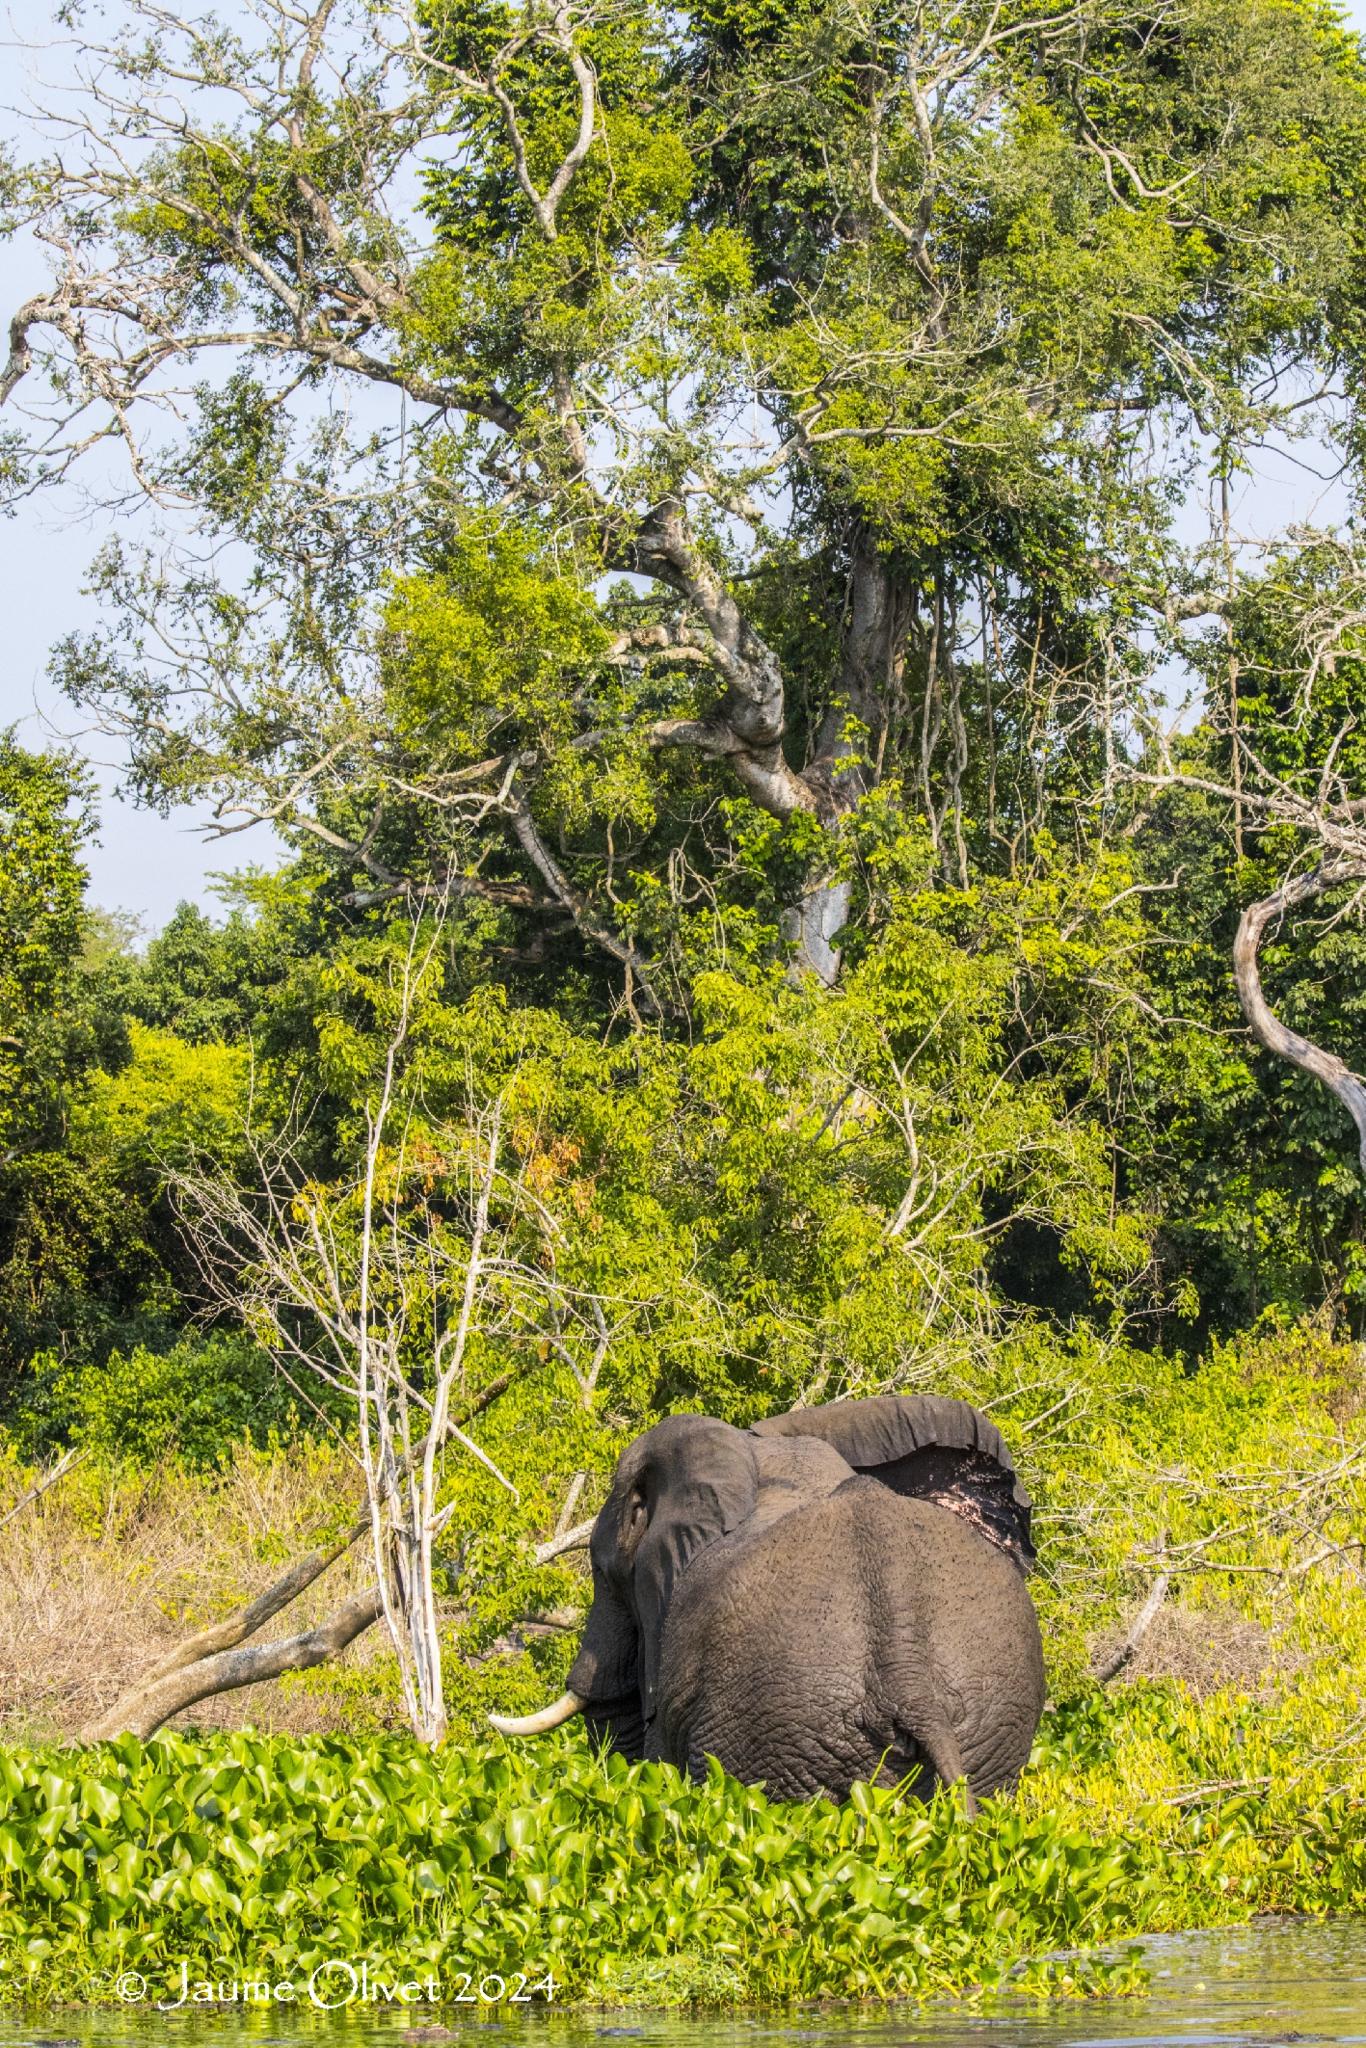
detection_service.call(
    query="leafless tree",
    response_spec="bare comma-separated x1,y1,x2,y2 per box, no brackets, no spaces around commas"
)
159,911,614,1741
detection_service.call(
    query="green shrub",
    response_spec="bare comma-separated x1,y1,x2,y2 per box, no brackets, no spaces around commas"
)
12,1335,317,1468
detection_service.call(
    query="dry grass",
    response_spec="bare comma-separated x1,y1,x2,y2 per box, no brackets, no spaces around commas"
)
0,1442,402,1743
1092,1595,1304,1700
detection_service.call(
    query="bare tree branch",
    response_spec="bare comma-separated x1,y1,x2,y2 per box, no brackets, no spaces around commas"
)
1234,860,1366,1177
534,1517,595,1565
1094,1568,1170,1684
0,1449,90,1533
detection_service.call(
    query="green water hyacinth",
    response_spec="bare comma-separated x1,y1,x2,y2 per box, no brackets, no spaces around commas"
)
0,1726,1166,2007
7,1697,1366,2011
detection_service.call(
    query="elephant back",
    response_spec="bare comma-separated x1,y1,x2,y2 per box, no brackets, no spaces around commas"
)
750,1394,1034,1573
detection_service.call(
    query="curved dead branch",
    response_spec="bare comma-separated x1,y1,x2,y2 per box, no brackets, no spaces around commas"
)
534,1516,595,1565
1233,859,1366,1178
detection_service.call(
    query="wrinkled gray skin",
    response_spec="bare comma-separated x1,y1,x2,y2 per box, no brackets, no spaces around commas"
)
563,1404,1045,1805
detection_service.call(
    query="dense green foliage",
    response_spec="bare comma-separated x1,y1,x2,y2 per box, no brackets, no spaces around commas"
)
0,1728,1137,2006
8,0,1366,1369
0,736,95,1157
9,1677,1366,2007
14,1336,309,1471
0,1701,1310,2005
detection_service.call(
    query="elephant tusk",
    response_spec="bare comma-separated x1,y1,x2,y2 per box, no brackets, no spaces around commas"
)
488,1689,586,1737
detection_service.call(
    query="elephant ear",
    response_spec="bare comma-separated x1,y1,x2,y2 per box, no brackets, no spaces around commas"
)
631,1416,759,1725
750,1394,1034,1571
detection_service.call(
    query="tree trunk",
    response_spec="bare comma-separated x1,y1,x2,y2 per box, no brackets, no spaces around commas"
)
773,545,914,984
78,1505,378,1741
782,877,851,985
81,1587,383,1742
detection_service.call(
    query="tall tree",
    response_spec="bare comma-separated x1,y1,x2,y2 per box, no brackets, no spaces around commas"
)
5,0,1365,1006
0,736,95,1161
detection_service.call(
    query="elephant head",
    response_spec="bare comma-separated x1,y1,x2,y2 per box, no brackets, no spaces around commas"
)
489,1395,1033,1747
489,1414,761,1750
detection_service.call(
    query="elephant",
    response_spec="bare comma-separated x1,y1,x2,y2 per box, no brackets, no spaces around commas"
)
491,1394,1045,1805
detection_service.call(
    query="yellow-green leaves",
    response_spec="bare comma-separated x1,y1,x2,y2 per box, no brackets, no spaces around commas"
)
7,1686,1366,2007
71,1024,247,1175
679,225,755,307
383,523,608,760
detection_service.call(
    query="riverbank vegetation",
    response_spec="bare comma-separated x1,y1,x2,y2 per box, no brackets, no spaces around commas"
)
4,0,1366,2006
6,1679,1366,2007
3,1322,1366,2002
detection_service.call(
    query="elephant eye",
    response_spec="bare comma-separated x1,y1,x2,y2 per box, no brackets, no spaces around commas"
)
628,1494,647,1529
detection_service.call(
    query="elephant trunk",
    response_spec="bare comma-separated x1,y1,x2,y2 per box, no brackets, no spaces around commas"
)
488,1689,585,1737
489,1562,641,1743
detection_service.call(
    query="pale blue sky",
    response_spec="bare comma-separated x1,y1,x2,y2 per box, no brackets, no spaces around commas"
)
2,0,1365,928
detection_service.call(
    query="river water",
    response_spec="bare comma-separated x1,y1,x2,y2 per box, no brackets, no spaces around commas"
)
0,1922,1364,2048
